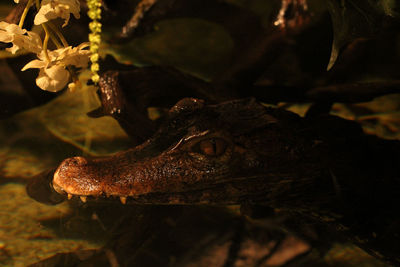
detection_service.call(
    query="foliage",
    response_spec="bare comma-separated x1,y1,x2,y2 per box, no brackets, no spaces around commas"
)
327,0,399,70
0,0,90,91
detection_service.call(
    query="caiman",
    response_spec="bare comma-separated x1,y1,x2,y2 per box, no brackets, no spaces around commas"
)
27,97,400,265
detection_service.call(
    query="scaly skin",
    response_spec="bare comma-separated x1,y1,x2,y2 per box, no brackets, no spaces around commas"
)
52,98,287,203
28,98,400,264
48,97,399,208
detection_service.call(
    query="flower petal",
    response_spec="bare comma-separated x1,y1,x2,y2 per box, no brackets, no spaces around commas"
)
44,64,69,80
21,59,47,71
36,66,70,92
34,4,57,25
0,31,13,43
55,44,90,68
7,45,20,54
0,22,42,54
34,0,80,27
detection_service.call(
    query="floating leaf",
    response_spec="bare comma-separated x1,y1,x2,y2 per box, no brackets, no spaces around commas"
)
37,82,131,156
326,0,388,70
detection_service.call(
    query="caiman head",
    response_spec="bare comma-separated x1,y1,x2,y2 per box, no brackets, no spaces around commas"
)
28,98,330,205
26,98,400,266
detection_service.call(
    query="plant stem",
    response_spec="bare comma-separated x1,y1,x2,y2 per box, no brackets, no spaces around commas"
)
18,0,35,28
47,22,69,47
41,24,50,61
33,0,51,61
44,23,62,48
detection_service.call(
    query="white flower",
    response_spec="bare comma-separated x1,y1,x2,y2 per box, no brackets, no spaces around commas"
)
0,21,42,54
36,65,71,92
22,43,90,92
34,0,80,27
56,43,91,68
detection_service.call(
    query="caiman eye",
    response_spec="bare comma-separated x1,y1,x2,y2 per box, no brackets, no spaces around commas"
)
198,138,227,156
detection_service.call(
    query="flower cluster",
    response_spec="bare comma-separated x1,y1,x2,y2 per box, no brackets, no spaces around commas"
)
34,0,81,27
0,21,42,54
22,43,90,92
0,0,93,92
87,0,102,84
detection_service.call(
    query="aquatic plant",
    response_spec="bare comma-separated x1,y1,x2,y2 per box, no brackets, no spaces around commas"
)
0,0,102,92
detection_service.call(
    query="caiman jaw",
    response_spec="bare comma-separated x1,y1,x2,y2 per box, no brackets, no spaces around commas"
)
51,142,245,205
52,162,129,204
52,149,195,204
52,156,105,202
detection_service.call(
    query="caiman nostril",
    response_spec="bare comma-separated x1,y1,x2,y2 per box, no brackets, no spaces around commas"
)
67,156,88,166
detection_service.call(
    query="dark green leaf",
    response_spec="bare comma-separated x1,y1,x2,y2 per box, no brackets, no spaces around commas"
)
326,0,388,70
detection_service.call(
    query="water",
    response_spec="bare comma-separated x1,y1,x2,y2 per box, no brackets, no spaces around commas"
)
0,0,398,265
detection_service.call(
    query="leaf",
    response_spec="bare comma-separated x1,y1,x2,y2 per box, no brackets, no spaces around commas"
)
37,82,131,156
107,18,234,80
326,0,389,70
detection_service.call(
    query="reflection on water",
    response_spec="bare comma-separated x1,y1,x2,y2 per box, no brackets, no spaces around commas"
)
0,184,103,266
0,84,128,266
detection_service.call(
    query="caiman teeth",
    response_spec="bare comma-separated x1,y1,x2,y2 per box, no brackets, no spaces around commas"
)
80,196,87,203
120,196,127,205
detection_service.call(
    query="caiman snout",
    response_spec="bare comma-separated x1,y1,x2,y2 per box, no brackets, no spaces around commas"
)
51,151,162,204
53,156,103,200
65,156,88,166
